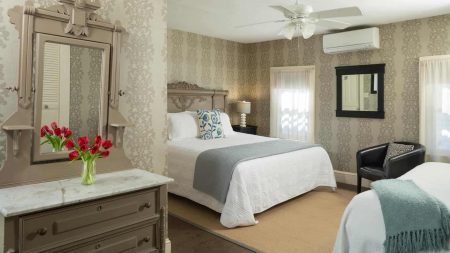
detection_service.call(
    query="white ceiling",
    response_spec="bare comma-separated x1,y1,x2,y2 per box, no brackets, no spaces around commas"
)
168,0,450,43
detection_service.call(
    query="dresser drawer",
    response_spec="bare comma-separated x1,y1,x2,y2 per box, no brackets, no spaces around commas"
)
59,223,159,253
20,189,159,252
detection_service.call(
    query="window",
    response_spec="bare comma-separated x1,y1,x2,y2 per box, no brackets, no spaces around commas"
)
270,66,315,143
419,55,450,162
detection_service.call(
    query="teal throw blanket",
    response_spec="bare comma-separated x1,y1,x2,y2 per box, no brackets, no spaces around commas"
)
372,179,450,253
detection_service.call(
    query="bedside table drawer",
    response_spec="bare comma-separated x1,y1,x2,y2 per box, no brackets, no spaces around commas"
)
20,189,158,252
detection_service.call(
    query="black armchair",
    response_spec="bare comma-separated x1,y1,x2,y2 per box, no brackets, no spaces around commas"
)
356,142,426,193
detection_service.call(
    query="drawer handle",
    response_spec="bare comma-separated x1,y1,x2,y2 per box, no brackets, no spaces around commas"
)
36,227,47,236
143,202,152,208
95,243,101,249
143,236,151,243
97,205,103,211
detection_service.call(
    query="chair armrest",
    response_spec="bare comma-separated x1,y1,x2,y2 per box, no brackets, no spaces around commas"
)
384,148,426,178
357,143,388,169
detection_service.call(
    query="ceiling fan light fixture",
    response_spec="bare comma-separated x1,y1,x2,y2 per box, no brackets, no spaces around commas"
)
278,23,297,40
301,23,316,39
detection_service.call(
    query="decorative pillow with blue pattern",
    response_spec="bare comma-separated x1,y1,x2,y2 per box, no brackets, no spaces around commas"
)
196,109,224,140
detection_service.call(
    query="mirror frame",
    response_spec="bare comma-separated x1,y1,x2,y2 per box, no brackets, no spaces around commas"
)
336,64,385,119
33,34,111,162
0,0,132,187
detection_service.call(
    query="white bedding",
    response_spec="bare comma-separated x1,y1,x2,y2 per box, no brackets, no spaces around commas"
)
333,162,450,253
168,132,336,228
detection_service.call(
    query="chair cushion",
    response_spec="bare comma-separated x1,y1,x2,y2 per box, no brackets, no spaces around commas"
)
359,166,385,181
383,142,414,167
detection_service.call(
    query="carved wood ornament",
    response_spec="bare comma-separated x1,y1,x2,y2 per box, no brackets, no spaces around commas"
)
168,82,206,111
60,0,101,36
167,82,229,113
169,96,207,111
167,81,205,90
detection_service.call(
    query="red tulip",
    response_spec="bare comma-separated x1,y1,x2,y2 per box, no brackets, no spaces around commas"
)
41,125,51,134
65,139,75,149
68,150,79,160
101,150,110,158
102,139,113,149
54,128,62,136
80,144,89,152
94,135,102,145
51,122,58,130
90,145,100,155
40,127,46,137
64,129,72,138
78,136,89,146
42,125,53,136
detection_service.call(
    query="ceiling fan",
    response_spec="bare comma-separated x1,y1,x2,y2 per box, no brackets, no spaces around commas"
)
237,1,362,40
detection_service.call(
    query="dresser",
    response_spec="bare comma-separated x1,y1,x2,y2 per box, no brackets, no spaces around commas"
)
0,169,173,253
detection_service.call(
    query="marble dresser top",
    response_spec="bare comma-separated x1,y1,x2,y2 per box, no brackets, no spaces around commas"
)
0,169,173,217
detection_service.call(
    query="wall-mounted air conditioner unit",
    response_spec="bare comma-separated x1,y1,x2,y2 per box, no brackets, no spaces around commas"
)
323,27,380,54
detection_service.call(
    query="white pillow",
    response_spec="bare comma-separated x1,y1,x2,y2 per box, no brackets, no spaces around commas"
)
168,112,199,140
221,112,237,137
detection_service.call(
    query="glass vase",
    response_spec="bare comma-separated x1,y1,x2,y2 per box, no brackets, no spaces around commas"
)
81,159,96,185
52,147,62,152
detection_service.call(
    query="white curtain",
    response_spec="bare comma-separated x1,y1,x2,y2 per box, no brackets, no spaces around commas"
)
419,55,450,162
270,66,315,143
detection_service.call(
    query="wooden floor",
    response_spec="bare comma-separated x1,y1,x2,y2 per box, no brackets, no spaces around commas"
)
169,214,256,253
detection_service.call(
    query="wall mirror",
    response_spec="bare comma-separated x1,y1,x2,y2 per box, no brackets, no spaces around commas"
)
336,64,385,119
0,0,132,187
33,34,110,162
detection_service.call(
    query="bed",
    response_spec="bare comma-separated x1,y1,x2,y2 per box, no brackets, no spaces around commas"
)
167,82,337,228
332,162,450,253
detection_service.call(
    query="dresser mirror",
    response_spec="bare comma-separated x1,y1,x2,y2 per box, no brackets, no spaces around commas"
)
0,0,132,187
336,64,385,119
34,35,110,161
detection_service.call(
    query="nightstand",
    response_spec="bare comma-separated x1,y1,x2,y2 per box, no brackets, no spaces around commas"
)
232,125,257,135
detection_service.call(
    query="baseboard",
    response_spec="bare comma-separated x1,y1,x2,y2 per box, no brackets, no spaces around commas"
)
334,170,371,188
165,238,171,253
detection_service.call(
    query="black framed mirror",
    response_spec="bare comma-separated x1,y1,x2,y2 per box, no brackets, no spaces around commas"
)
336,64,385,119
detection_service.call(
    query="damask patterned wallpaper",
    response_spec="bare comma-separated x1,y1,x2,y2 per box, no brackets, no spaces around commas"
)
167,29,251,124
245,14,450,172
168,14,450,173
0,0,168,175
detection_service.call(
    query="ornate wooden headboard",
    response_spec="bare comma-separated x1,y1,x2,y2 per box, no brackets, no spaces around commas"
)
167,82,228,113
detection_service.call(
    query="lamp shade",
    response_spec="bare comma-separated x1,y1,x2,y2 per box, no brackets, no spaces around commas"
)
236,101,251,114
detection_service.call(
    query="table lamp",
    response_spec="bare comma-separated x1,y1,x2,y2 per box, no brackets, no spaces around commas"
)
236,101,251,127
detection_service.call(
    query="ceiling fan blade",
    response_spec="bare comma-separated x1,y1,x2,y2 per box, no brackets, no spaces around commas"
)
316,19,351,29
278,23,297,40
235,19,288,28
302,23,316,39
270,5,297,17
310,7,362,19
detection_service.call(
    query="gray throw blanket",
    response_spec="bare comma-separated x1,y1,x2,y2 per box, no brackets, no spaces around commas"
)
193,140,319,203
372,179,450,253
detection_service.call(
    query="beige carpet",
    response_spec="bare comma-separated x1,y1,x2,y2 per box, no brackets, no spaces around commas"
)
169,188,355,253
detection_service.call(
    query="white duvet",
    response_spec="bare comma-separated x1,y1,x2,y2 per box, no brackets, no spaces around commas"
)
333,162,450,253
168,133,336,228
